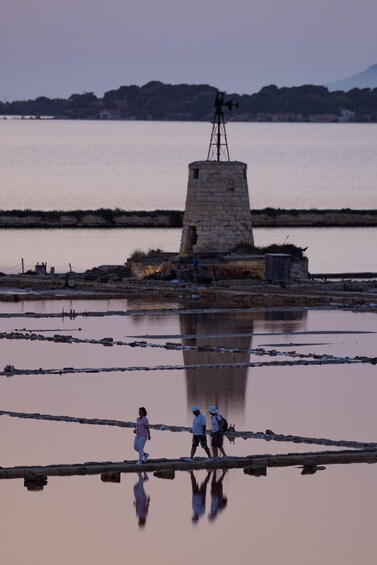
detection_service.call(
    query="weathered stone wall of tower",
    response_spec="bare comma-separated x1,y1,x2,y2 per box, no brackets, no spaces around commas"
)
180,161,254,256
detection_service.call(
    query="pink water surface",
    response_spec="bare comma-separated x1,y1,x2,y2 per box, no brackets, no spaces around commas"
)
0,299,376,564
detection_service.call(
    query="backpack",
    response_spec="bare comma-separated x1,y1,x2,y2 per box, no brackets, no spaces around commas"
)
217,414,229,432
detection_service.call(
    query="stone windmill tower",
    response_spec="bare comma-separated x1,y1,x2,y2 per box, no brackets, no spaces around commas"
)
179,91,254,257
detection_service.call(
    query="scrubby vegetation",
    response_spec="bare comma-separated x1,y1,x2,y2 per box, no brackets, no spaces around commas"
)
0,208,184,226
233,242,306,259
129,248,165,261
258,208,377,216
0,208,376,228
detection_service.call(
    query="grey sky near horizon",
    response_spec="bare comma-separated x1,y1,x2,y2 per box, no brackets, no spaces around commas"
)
1,0,376,101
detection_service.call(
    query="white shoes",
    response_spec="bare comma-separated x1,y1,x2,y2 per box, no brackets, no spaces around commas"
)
143,452,149,462
136,460,143,465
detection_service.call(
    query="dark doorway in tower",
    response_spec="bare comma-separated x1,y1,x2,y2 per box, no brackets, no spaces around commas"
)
186,226,197,254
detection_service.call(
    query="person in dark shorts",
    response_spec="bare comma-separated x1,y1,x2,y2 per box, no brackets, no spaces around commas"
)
208,405,227,459
188,405,212,461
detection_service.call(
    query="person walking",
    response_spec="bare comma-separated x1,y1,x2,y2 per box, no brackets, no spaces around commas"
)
188,405,212,461
208,405,227,459
134,407,151,464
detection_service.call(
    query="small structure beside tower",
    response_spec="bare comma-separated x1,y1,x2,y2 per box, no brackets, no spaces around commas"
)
179,92,254,256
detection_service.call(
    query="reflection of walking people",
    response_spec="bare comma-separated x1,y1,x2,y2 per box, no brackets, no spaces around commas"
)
190,470,211,523
188,405,212,460
134,472,150,527
208,405,227,458
134,407,151,464
208,469,228,522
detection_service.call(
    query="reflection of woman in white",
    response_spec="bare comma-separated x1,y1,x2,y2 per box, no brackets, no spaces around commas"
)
134,472,150,528
134,407,151,464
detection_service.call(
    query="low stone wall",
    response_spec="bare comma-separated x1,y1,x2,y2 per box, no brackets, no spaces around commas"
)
0,211,181,228
254,210,377,227
0,209,376,229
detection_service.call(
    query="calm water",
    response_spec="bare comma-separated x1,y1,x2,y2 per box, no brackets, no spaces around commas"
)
1,120,377,210
1,226,377,274
1,301,377,564
1,122,377,564
1,120,377,274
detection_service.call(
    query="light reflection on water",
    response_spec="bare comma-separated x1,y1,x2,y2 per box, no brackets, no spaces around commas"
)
1,299,377,564
181,309,306,416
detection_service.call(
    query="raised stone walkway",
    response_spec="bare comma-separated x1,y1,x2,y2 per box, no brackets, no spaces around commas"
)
1,449,377,483
2,410,376,484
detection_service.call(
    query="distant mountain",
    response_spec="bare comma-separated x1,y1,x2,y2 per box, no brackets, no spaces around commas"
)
326,64,377,91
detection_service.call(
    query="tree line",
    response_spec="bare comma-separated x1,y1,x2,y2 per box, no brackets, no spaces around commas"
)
1,81,377,121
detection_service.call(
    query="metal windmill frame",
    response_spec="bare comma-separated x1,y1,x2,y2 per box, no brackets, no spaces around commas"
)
207,91,239,161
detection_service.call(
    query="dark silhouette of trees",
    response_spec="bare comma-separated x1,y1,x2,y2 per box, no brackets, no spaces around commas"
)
1,82,377,121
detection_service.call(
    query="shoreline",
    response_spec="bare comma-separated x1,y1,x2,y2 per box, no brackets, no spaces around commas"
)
0,208,377,229
0,273,377,311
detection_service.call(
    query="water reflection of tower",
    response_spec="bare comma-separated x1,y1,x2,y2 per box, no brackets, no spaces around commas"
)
181,309,308,420
180,311,261,418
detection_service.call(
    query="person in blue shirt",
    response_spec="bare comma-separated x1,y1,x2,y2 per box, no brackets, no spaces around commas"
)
188,405,212,460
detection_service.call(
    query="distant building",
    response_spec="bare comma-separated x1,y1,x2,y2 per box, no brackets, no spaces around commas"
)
98,109,122,120
339,109,355,123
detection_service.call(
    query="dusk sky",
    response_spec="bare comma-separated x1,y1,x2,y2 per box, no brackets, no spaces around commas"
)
1,0,376,101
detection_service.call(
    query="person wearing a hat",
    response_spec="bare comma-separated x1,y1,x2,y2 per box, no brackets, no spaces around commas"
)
188,405,212,460
207,406,227,459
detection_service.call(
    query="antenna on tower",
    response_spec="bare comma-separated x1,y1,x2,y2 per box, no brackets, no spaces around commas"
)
207,91,239,161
